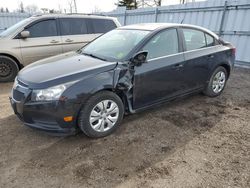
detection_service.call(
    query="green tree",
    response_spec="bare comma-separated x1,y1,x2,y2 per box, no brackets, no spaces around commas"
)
155,0,161,6
117,0,138,10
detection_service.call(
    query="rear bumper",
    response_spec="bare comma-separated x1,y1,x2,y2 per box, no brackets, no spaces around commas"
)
10,96,79,136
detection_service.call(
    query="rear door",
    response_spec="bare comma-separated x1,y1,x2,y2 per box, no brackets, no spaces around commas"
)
133,28,186,109
181,28,220,89
59,18,95,53
19,18,63,65
59,18,118,53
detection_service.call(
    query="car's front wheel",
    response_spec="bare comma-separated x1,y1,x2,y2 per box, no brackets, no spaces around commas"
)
204,66,228,97
78,91,124,138
0,55,19,82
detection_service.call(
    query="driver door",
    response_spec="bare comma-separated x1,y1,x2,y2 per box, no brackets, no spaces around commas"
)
133,28,186,109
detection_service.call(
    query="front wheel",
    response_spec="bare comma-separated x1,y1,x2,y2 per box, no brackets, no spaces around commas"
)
203,66,228,97
0,55,19,82
78,91,124,138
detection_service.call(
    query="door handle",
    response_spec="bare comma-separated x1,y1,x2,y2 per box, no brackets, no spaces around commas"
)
65,39,73,42
173,63,184,68
50,40,59,44
207,54,214,58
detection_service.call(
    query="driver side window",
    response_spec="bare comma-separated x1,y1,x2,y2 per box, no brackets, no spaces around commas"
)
25,19,57,38
143,29,179,60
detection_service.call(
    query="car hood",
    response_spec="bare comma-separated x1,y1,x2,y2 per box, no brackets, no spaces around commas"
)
18,51,117,88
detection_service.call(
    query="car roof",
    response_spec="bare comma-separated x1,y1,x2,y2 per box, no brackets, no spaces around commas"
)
30,14,116,20
119,23,219,39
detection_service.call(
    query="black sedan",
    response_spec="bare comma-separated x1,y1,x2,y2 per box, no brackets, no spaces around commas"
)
10,23,235,138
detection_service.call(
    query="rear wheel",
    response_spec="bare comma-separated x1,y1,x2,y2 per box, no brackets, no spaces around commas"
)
78,91,124,138
203,66,228,97
0,55,19,82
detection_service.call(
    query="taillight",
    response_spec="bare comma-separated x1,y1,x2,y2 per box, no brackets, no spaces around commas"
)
232,48,236,56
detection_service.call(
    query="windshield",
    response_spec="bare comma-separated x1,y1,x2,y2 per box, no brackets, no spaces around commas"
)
0,18,32,38
81,29,150,61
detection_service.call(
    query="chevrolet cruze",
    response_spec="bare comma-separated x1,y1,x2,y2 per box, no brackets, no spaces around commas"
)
10,23,235,138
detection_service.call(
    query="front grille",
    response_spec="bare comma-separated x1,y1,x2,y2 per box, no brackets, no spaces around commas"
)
12,79,30,102
12,89,24,102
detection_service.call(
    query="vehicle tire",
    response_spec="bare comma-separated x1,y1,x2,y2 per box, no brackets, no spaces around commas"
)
0,55,19,82
78,91,124,138
203,66,228,97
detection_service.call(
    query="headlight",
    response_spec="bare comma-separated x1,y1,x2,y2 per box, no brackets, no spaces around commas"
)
31,82,75,101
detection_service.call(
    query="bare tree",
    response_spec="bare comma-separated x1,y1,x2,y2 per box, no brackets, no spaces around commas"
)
92,6,101,13
68,0,77,13
18,1,25,13
73,0,77,13
68,0,73,13
138,0,162,8
25,4,39,14
58,4,63,13
41,8,48,14
49,9,55,13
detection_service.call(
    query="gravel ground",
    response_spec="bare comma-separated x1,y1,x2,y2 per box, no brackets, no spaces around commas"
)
0,67,249,188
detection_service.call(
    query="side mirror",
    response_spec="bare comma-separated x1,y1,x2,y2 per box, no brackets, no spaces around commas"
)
20,30,30,38
131,51,148,66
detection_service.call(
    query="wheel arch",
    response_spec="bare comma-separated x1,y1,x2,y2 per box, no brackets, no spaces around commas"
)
100,88,129,113
89,88,128,113
0,53,23,70
74,87,129,131
209,62,231,82
219,63,231,79
75,88,129,123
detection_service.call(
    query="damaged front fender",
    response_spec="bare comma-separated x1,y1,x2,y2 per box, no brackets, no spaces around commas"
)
113,62,135,113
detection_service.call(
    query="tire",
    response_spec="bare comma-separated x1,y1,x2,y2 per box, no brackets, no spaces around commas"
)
78,91,124,138
203,66,228,97
0,55,19,82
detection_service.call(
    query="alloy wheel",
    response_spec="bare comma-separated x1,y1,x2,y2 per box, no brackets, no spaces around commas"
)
212,71,226,93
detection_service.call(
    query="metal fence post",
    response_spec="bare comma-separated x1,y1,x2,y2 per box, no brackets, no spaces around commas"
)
124,10,127,26
219,0,228,36
155,7,158,22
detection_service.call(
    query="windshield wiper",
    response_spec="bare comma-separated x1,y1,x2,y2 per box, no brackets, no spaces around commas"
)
82,52,107,61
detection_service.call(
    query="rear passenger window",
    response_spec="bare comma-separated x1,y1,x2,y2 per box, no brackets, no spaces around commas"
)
183,29,206,51
26,19,57,38
90,19,117,33
60,18,88,35
205,34,215,47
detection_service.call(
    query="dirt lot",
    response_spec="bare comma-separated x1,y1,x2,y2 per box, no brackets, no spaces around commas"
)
0,67,249,188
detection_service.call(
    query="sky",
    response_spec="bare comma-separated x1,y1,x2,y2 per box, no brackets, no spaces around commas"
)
0,0,203,13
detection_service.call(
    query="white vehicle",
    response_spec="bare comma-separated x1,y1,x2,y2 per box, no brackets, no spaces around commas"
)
0,14,121,82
